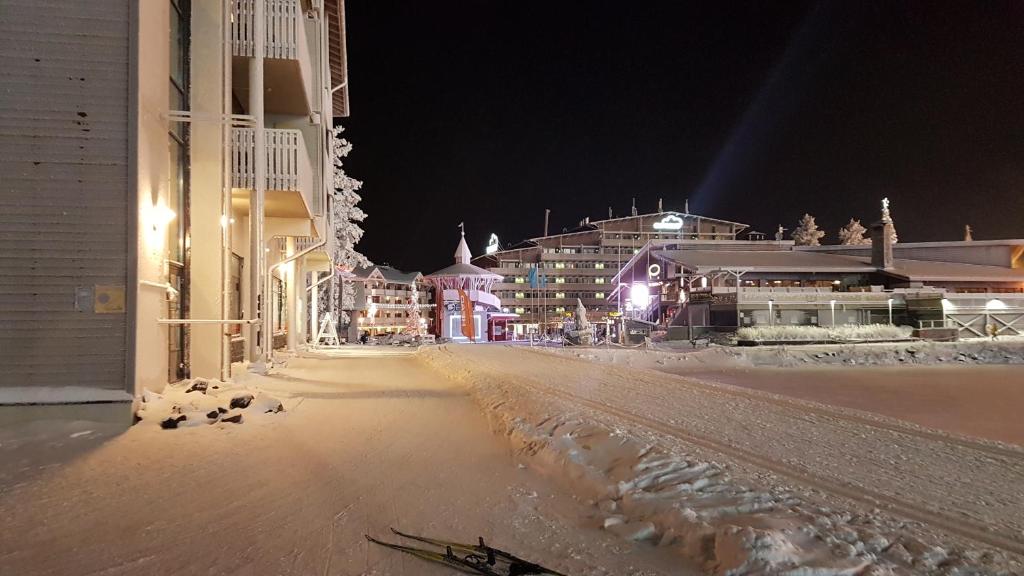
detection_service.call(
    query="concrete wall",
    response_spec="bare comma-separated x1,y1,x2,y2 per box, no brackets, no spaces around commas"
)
134,0,172,394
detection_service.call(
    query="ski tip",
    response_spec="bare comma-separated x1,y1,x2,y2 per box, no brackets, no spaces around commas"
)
389,526,400,535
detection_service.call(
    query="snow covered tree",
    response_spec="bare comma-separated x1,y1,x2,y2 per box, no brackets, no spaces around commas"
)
792,213,825,246
325,125,370,325
838,218,870,245
403,284,423,336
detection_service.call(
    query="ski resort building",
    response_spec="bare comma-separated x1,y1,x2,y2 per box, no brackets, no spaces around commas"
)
426,232,508,342
343,265,434,341
613,207,1024,339
471,207,749,336
0,1,351,424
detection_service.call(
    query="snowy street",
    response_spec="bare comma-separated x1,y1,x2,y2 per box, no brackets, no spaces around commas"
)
0,349,682,576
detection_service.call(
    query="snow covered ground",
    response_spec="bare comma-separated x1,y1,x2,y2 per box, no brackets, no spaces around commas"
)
0,348,686,576
423,344,1024,574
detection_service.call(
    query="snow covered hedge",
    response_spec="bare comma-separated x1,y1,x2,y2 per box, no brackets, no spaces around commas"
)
737,324,913,342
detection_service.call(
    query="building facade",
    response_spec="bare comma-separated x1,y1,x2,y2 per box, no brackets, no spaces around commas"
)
0,0,350,423
344,265,434,340
472,210,748,336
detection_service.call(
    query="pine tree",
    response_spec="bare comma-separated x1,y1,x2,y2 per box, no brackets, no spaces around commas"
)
838,218,870,245
325,125,370,325
404,284,423,336
792,213,825,246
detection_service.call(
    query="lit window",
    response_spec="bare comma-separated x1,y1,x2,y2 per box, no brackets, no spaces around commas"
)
554,262,566,269
515,307,525,314
515,292,525,298
595,278,605,284
596,292,605,299
514,277,525,284
555,277,565,284
595,262,605,269
555,292,565,299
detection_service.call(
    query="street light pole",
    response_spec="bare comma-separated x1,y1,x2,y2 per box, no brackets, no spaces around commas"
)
830,299,836,328
768,298,774,327
887,298,894,325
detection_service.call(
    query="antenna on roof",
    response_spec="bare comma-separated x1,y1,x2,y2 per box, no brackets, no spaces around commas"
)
631,198,637,217
544,208,551,237
608,206,613,219
658,198,663,212
685,199,689,214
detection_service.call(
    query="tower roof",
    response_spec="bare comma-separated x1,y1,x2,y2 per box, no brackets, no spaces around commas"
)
455,231,472,264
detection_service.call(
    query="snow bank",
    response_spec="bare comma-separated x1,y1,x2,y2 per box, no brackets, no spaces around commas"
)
136,378,283,429
420,348,1013,575
737,324,913,342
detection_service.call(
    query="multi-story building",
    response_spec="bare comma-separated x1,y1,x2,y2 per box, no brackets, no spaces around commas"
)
0,0,350,424
345,265,435,339
472,209,748,336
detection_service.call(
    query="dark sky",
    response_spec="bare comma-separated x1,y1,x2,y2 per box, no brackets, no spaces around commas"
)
341,1,1024,273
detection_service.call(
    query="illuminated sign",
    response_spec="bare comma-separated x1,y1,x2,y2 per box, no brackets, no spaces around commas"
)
485,233,500,254
652,214,684,231
648,264,661,278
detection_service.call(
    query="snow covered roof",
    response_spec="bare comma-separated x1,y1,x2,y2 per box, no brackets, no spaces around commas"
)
650,249,1024,283
651,249,876,274
351,265,423,284
425,262,503,279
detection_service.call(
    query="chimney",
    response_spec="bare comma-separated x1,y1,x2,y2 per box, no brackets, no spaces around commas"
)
685,199,689,214
631,198,637,217
544,208,550,236
658,198,663,212
871,198,894,269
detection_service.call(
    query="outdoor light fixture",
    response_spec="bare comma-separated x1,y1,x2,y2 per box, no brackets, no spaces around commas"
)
629,283,650,309
648,264,661,278
150,203,176,231
985,299,1007,311
768,298,775,327
830,299,837,328
887,298,894,325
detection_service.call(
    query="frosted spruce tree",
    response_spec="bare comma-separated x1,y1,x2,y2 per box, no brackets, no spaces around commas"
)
838,218,870,245
324,125,369,327
792,213,825,246
403,284,423,336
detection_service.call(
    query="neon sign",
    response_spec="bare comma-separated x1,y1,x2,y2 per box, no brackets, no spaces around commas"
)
652,214,684,231
485,233,500,254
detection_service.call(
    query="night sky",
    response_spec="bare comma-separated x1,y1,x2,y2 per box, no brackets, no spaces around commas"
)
341,1,1024,273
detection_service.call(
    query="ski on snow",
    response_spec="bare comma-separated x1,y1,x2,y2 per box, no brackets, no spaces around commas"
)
366,527,567,576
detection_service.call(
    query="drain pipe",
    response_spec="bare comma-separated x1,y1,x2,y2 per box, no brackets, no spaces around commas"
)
262,238,327,368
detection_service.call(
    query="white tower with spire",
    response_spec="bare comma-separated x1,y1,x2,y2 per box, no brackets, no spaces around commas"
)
455,226,472,264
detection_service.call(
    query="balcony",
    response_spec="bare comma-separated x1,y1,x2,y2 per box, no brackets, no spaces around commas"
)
231,0,314,115
231,127,316,219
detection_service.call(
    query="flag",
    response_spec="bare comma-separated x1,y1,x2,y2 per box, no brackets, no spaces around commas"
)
528,266,538,288
458,288,475,341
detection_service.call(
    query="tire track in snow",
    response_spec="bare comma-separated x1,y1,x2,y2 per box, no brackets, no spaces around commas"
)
504,365,1024,558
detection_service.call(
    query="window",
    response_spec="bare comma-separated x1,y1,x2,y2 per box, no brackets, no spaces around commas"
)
596,292,605,299
554,262,566,269
595,278,605,284
514,292,525,299
555,292,565,299
515,307,525,314
595,262,605,269
514,277,525,284
554,277,565,284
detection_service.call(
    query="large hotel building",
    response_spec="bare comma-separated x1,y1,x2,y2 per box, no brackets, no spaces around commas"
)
472,208,749,332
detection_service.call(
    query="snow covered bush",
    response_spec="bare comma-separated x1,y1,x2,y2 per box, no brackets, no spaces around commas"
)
737,324,912,342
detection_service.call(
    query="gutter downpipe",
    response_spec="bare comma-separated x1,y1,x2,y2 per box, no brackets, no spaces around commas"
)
264,238,327,367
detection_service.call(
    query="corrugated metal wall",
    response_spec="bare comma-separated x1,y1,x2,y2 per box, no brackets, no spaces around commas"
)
0,1,131,390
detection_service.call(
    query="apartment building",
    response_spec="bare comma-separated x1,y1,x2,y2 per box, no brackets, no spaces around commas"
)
471,209,748,334
346,265,435,340
0,0,349,424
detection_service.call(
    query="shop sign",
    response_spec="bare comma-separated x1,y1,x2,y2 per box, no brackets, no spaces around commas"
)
485,233,500,254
